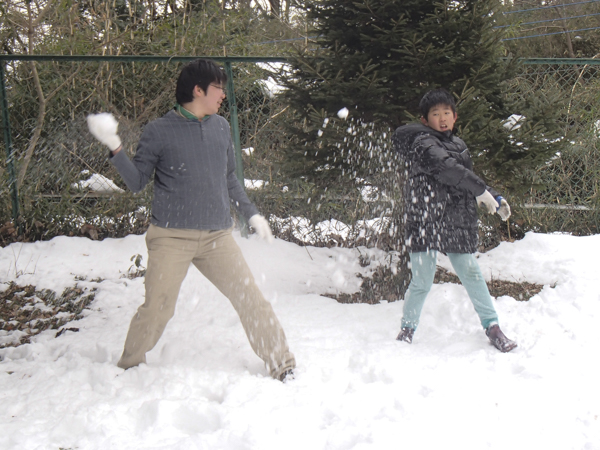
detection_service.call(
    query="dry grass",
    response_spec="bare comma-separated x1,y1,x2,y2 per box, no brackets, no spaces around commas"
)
327,266,544,304
433,267,544,301
0,282,96,349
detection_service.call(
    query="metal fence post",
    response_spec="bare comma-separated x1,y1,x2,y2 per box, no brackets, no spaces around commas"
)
224,60,248,237
0,62,19,224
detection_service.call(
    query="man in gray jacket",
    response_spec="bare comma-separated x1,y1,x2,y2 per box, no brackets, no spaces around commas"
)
87,59,295,381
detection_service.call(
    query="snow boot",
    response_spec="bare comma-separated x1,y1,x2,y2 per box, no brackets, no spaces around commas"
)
486,324,517,353
396,327,414,344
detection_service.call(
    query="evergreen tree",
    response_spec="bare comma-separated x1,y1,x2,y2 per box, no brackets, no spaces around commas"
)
279,0,568,192
277,0,570,300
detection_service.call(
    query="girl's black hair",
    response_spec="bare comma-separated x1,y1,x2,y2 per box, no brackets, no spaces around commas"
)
419,88,456,118
175,59,228,104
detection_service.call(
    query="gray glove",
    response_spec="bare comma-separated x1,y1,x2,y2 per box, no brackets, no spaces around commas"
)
476,190,499,214
87,113,122,151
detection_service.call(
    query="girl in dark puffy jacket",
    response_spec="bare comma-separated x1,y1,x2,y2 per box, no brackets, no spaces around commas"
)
393,88,517,352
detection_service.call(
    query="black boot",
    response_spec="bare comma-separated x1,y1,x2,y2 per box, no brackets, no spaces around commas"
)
396,327,414,344
486,324,517,353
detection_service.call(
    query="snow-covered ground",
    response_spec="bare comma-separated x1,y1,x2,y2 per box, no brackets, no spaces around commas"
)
0,231,598,450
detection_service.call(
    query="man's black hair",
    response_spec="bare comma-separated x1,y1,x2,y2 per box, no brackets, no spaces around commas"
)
175,59,227,104
419,88,456,118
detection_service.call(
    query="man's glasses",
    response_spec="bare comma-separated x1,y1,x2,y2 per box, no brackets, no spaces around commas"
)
210,84,226,92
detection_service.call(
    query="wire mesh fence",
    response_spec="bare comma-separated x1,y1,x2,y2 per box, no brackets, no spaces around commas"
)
513,58,600,236
0,56,299,244
1,56,600,248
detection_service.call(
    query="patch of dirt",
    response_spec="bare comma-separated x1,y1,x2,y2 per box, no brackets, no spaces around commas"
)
326,266,544,304
0,282,96,349
433,267,544,301
0,255,146,350
325,264,410,305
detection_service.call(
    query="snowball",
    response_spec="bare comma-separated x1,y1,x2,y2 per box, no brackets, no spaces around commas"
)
503,114,525,131
87,112,119,136
337,107,349,119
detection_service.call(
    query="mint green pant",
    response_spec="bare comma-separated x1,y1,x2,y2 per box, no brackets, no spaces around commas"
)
401,251,498,331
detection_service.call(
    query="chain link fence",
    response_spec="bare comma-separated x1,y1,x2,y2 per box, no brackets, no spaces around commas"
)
0,56,300,244
1,56,600,248
512,58,600,236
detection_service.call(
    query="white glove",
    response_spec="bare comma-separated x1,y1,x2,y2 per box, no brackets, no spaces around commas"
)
87,113,122,151
476,190,499,214
249,214,274,243
496,197,511,221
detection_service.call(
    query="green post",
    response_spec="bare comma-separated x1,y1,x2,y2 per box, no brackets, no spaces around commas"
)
224,61,248,237
0,62,19,224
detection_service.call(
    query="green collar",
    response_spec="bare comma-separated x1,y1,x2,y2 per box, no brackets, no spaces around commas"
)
174,103,210,121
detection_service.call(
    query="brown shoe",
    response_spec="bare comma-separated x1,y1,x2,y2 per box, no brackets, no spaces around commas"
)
396,327,414,344
278,369,295,383
486,324,517,353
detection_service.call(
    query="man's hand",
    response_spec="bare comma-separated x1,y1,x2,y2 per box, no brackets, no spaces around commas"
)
249,215,274,243
476,190,499,214
496,197,511,221
87,113,122,152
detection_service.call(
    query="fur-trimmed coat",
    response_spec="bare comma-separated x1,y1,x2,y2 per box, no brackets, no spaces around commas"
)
392,123,499,254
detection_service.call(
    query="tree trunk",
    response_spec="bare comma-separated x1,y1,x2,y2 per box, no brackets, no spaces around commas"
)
17,62,46,189
268,0,280,17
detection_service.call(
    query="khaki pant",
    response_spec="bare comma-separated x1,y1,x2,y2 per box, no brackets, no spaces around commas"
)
117,224,295,380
